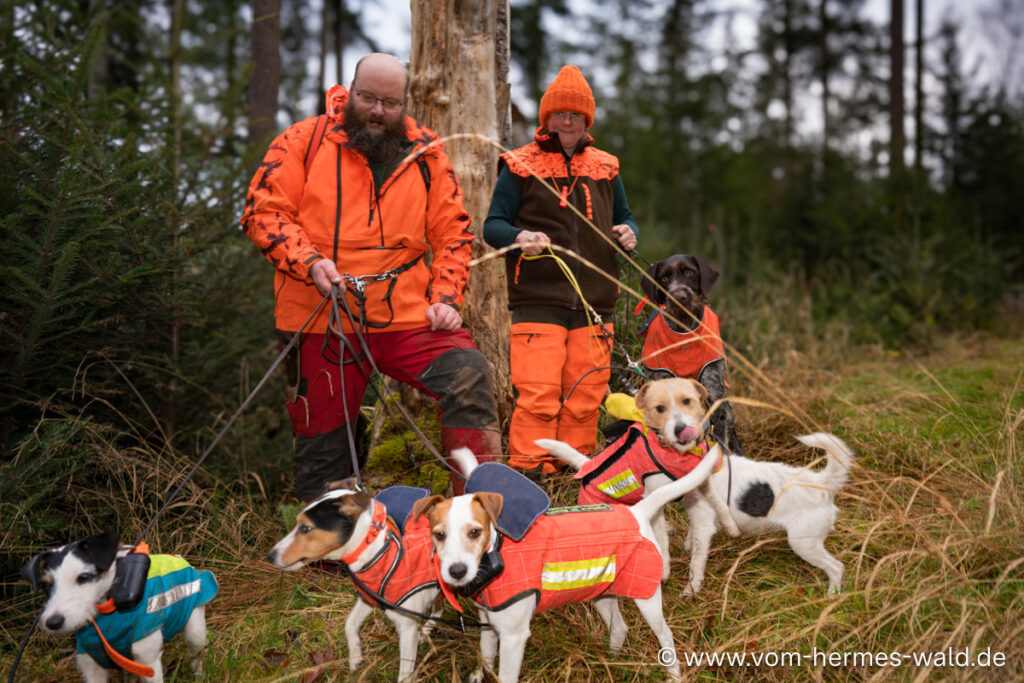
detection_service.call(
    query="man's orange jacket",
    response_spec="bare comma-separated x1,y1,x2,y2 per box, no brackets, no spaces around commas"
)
241,86,474,334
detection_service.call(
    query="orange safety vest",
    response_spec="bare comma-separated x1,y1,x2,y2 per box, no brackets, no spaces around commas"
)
574,423,709,506
639,306,724,379
468,504,662,613
241,85,474,334
349,514,438,608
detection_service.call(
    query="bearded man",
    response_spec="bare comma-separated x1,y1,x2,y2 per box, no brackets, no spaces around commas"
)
242,53,501,500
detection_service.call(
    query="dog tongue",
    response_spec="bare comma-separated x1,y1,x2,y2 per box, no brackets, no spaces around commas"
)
677,425,699,443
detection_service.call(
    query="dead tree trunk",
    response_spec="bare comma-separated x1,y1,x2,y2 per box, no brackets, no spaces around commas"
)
407,0,514,437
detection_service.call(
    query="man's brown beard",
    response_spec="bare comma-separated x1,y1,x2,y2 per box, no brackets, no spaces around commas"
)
342,97,407,163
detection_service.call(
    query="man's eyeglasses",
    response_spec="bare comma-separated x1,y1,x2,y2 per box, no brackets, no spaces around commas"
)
353,89,405,111
550,111,585,123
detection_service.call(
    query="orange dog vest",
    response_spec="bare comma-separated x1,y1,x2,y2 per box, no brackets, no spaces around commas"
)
467,504,662,613
575,424,709,506
349,512,438,608
640,306,724,379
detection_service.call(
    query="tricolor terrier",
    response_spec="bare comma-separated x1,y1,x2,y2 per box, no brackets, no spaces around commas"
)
412,445,721,683
542,377,856,596
540,377,740,583
267,480,442,682
640,253,744,455
21,531,217,682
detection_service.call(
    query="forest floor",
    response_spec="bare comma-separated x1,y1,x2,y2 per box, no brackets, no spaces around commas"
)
4,333,1022,682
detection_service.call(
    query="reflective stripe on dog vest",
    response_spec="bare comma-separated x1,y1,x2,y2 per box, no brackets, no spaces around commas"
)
470,504,662,613
349,514,438,607
75,555,218,670
640,306,724,379
575,424,709,506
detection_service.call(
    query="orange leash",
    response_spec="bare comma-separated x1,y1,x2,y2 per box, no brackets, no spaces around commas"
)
87,618,155,678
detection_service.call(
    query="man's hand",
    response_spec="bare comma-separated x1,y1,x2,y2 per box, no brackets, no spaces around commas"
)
612,224,637,251
514,230,551,256
310,258,342,296
426,303,463,331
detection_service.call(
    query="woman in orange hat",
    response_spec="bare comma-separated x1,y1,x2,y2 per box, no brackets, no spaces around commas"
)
484,65,639,476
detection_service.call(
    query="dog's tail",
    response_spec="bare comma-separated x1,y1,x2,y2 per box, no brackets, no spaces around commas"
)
533,438,589,471
450,447,480,481
795,432,855,491
632,444,720,522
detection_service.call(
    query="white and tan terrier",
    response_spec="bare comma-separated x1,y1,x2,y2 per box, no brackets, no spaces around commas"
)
413,446,722,682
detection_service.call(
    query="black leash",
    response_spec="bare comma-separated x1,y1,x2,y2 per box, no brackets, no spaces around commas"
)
344,566,490,632
325,284,465,480
5,614,40,683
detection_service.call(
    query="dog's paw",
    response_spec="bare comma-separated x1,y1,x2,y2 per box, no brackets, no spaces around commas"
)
466,668,485,683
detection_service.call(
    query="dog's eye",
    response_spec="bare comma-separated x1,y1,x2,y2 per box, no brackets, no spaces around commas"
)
433,531,446,542
683,268,695,277
468,528,481,539
655,405,666,414
76,572,96,584
298,524,312,534
681,398,692,406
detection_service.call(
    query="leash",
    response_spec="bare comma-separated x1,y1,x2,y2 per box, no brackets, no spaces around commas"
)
520,247,644,382
345,569,490,632
324,284,465,480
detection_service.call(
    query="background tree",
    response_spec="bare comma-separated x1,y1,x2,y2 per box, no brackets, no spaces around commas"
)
248,0,280,148
408,0,514,431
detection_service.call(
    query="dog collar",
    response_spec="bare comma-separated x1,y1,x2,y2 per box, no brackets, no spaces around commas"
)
341,500,388,566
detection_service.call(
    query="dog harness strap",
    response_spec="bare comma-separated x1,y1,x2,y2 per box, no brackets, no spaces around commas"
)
341,501,388,566
88,618,155,678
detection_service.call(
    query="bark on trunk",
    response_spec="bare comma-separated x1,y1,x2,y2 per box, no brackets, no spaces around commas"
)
407,0,513,436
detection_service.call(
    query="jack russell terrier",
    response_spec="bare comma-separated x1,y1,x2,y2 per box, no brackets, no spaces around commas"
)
540,377,740,583
267,481,443,682
541,377,855,596
21,531,217,682
412,445,722,682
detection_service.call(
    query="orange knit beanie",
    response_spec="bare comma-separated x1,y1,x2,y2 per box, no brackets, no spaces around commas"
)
538,65,595,128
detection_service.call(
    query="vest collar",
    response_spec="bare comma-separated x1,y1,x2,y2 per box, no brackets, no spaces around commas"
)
341,500,388,567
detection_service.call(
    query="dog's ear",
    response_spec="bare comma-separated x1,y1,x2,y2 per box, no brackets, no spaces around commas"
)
326,477,359,492
472,492,504,529
411,494,446,521
695,256,720,296
336,490,372,518
634,383,651,411
78,532,121,573
692,379,710,405
641,262,664,305
21,551,54,592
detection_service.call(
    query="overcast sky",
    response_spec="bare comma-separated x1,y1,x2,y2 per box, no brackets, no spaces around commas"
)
319,0,1011,140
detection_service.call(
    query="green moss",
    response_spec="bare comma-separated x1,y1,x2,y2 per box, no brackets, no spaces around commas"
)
363,398,451,493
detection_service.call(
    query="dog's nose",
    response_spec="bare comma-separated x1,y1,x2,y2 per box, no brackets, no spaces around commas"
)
45,614,64,631
266,550,277,564
448,563,468,580
676,425,699,444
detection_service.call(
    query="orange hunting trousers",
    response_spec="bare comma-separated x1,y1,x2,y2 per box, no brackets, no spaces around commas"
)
508,320,613,473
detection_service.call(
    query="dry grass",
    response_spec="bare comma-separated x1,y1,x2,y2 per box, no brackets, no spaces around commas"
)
3,335,1022,682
